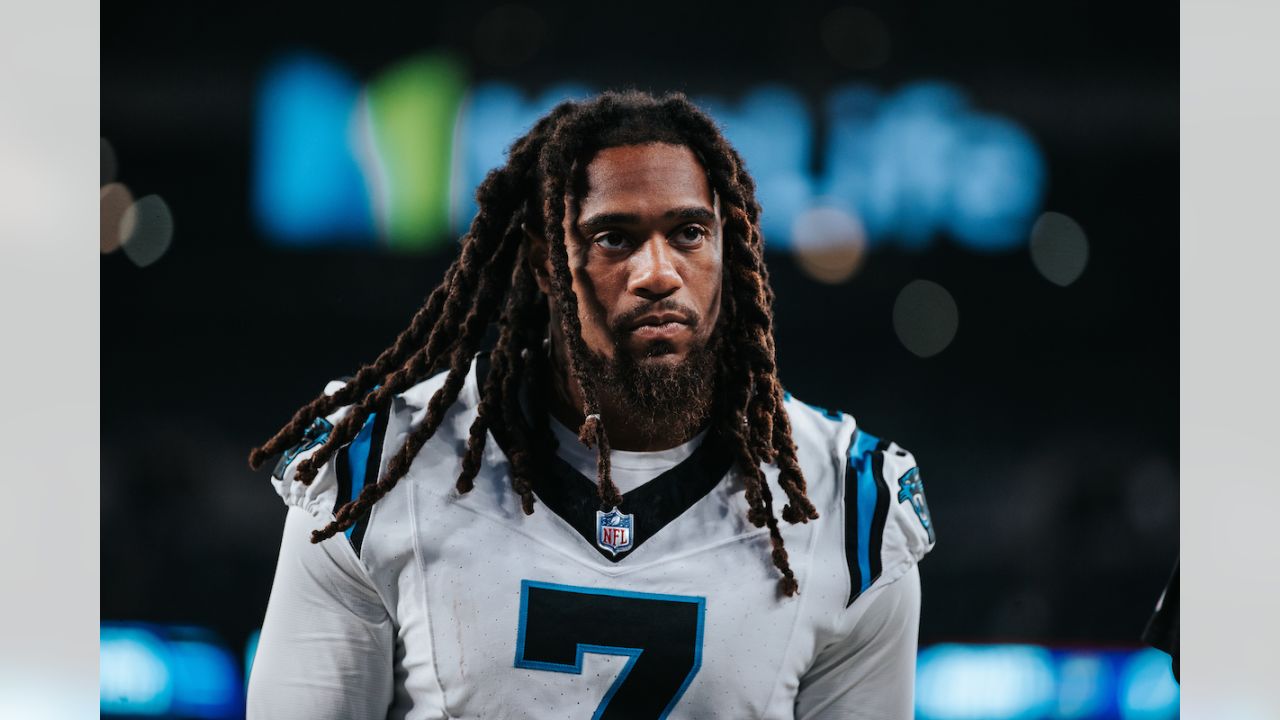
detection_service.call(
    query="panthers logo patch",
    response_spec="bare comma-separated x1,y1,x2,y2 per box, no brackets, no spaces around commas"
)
273,417,334,480
896,467,935,544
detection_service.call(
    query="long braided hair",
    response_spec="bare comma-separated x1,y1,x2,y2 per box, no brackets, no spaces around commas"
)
249,90,820,596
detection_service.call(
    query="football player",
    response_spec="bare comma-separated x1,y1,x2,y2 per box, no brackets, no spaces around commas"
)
246,91,935,719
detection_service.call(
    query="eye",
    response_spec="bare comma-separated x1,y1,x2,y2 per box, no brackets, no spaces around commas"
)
672,224,709,246
593,232,631,251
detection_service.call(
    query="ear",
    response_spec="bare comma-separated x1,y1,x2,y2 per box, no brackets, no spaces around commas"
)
524,223,553,295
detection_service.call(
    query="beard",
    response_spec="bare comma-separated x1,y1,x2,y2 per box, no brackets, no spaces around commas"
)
580,324,722,445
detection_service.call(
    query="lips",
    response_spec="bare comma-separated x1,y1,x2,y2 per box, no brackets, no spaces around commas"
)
628,312,690,330
629,322,690,342
625,312,692,343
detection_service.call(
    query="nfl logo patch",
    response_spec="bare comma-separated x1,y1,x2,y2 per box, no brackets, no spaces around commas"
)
596,507,634,556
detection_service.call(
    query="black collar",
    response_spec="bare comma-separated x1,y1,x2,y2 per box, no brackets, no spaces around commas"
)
475,353,735,562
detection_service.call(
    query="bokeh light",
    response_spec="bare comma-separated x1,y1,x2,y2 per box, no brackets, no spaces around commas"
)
1118,650,1179,720
100,627,174,714
790,205,868,283
356,54,466,251
253,54,374,243
108,619,1178,720
697,86,817,245
254,57,1047,253
915,644,1178,720
101,137,117,187
120,195,174,268
1056,654,1112,718
893,279,959,357
1030,211,1089,286
100,182,134,254
821,82,1047,253
821,6,891,70
101,624,242,718
917,644,1057,719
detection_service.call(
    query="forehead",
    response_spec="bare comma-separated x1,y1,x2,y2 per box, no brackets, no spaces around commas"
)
578,143,713,215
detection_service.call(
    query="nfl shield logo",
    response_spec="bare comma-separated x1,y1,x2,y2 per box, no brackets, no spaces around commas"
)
596,507,634,556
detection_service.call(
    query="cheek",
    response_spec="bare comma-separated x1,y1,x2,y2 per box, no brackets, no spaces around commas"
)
571,264,624,347
694,255,724,332
590,256,633,299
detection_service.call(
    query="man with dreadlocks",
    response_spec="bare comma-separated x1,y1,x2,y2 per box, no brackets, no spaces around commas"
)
247,90,934,720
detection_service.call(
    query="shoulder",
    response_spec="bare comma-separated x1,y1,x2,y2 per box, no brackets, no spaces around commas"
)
780,390,936,606
780,390,857,474
268,357,484,533
839,421,935,604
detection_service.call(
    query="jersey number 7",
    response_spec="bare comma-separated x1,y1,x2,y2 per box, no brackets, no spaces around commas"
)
515,580,705,719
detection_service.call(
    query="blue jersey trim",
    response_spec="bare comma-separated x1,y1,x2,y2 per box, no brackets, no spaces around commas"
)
342,412,377,541
850,430,882,594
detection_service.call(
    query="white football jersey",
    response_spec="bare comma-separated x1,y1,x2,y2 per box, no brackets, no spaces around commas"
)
248,355,935,720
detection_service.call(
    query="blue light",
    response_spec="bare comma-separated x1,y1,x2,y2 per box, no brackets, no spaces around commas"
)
100,627,173,715
253,54,1047,255
100,623,242,719
945,114,1046,252
917,644,1057,720
1119,649,1179,720
244,628,261,692
702,86,818,247
168,638,242,718
451,82,525,233
916,645,1178,720
252,53,374,245
1055,653,1114,718
450,82,594,234
821,81,1046,253
108,621,1176,720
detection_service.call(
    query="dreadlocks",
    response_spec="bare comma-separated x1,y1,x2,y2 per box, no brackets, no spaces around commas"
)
249,90,820,596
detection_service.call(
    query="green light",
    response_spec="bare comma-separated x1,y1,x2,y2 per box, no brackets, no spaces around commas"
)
361,54,466,252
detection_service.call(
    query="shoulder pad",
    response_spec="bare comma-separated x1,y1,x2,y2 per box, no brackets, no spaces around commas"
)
779,390,856,467
269,380,394,555
267,357,480,553
841,428,935,606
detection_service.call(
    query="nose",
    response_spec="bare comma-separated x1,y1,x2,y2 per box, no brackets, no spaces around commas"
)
628,236,683,301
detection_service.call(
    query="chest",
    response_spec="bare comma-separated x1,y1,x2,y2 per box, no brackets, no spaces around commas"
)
402,472,826,720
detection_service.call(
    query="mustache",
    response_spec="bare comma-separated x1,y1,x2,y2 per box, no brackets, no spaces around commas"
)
609,299,702,336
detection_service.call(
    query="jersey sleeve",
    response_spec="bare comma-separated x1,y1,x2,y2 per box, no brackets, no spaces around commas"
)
247,506,396,719
269,380,350,519
269,379,395,556
841,429,935,605
791,427,935,716
794,566,922,719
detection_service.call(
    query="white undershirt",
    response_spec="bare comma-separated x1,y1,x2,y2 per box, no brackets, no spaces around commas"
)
548,415,708,495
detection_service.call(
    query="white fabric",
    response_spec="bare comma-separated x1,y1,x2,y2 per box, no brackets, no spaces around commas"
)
794,567,921,719
247,507,399,718
548,414,707,495
248,359,934,719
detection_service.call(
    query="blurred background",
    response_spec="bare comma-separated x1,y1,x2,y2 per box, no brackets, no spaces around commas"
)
101,0,1177,717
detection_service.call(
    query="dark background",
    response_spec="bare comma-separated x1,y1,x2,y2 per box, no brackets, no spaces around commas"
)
102,0,1177,653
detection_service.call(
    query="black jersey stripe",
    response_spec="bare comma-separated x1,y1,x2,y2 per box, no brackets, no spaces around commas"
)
867,449,891,585
842,449,860,608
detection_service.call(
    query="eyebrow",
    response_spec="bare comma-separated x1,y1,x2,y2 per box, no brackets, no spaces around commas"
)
578,206,717,233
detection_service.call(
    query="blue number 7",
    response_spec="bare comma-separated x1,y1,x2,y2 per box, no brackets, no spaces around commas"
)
515,580,705,719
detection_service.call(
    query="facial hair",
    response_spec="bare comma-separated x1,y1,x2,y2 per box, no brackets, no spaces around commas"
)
581,321,722,446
